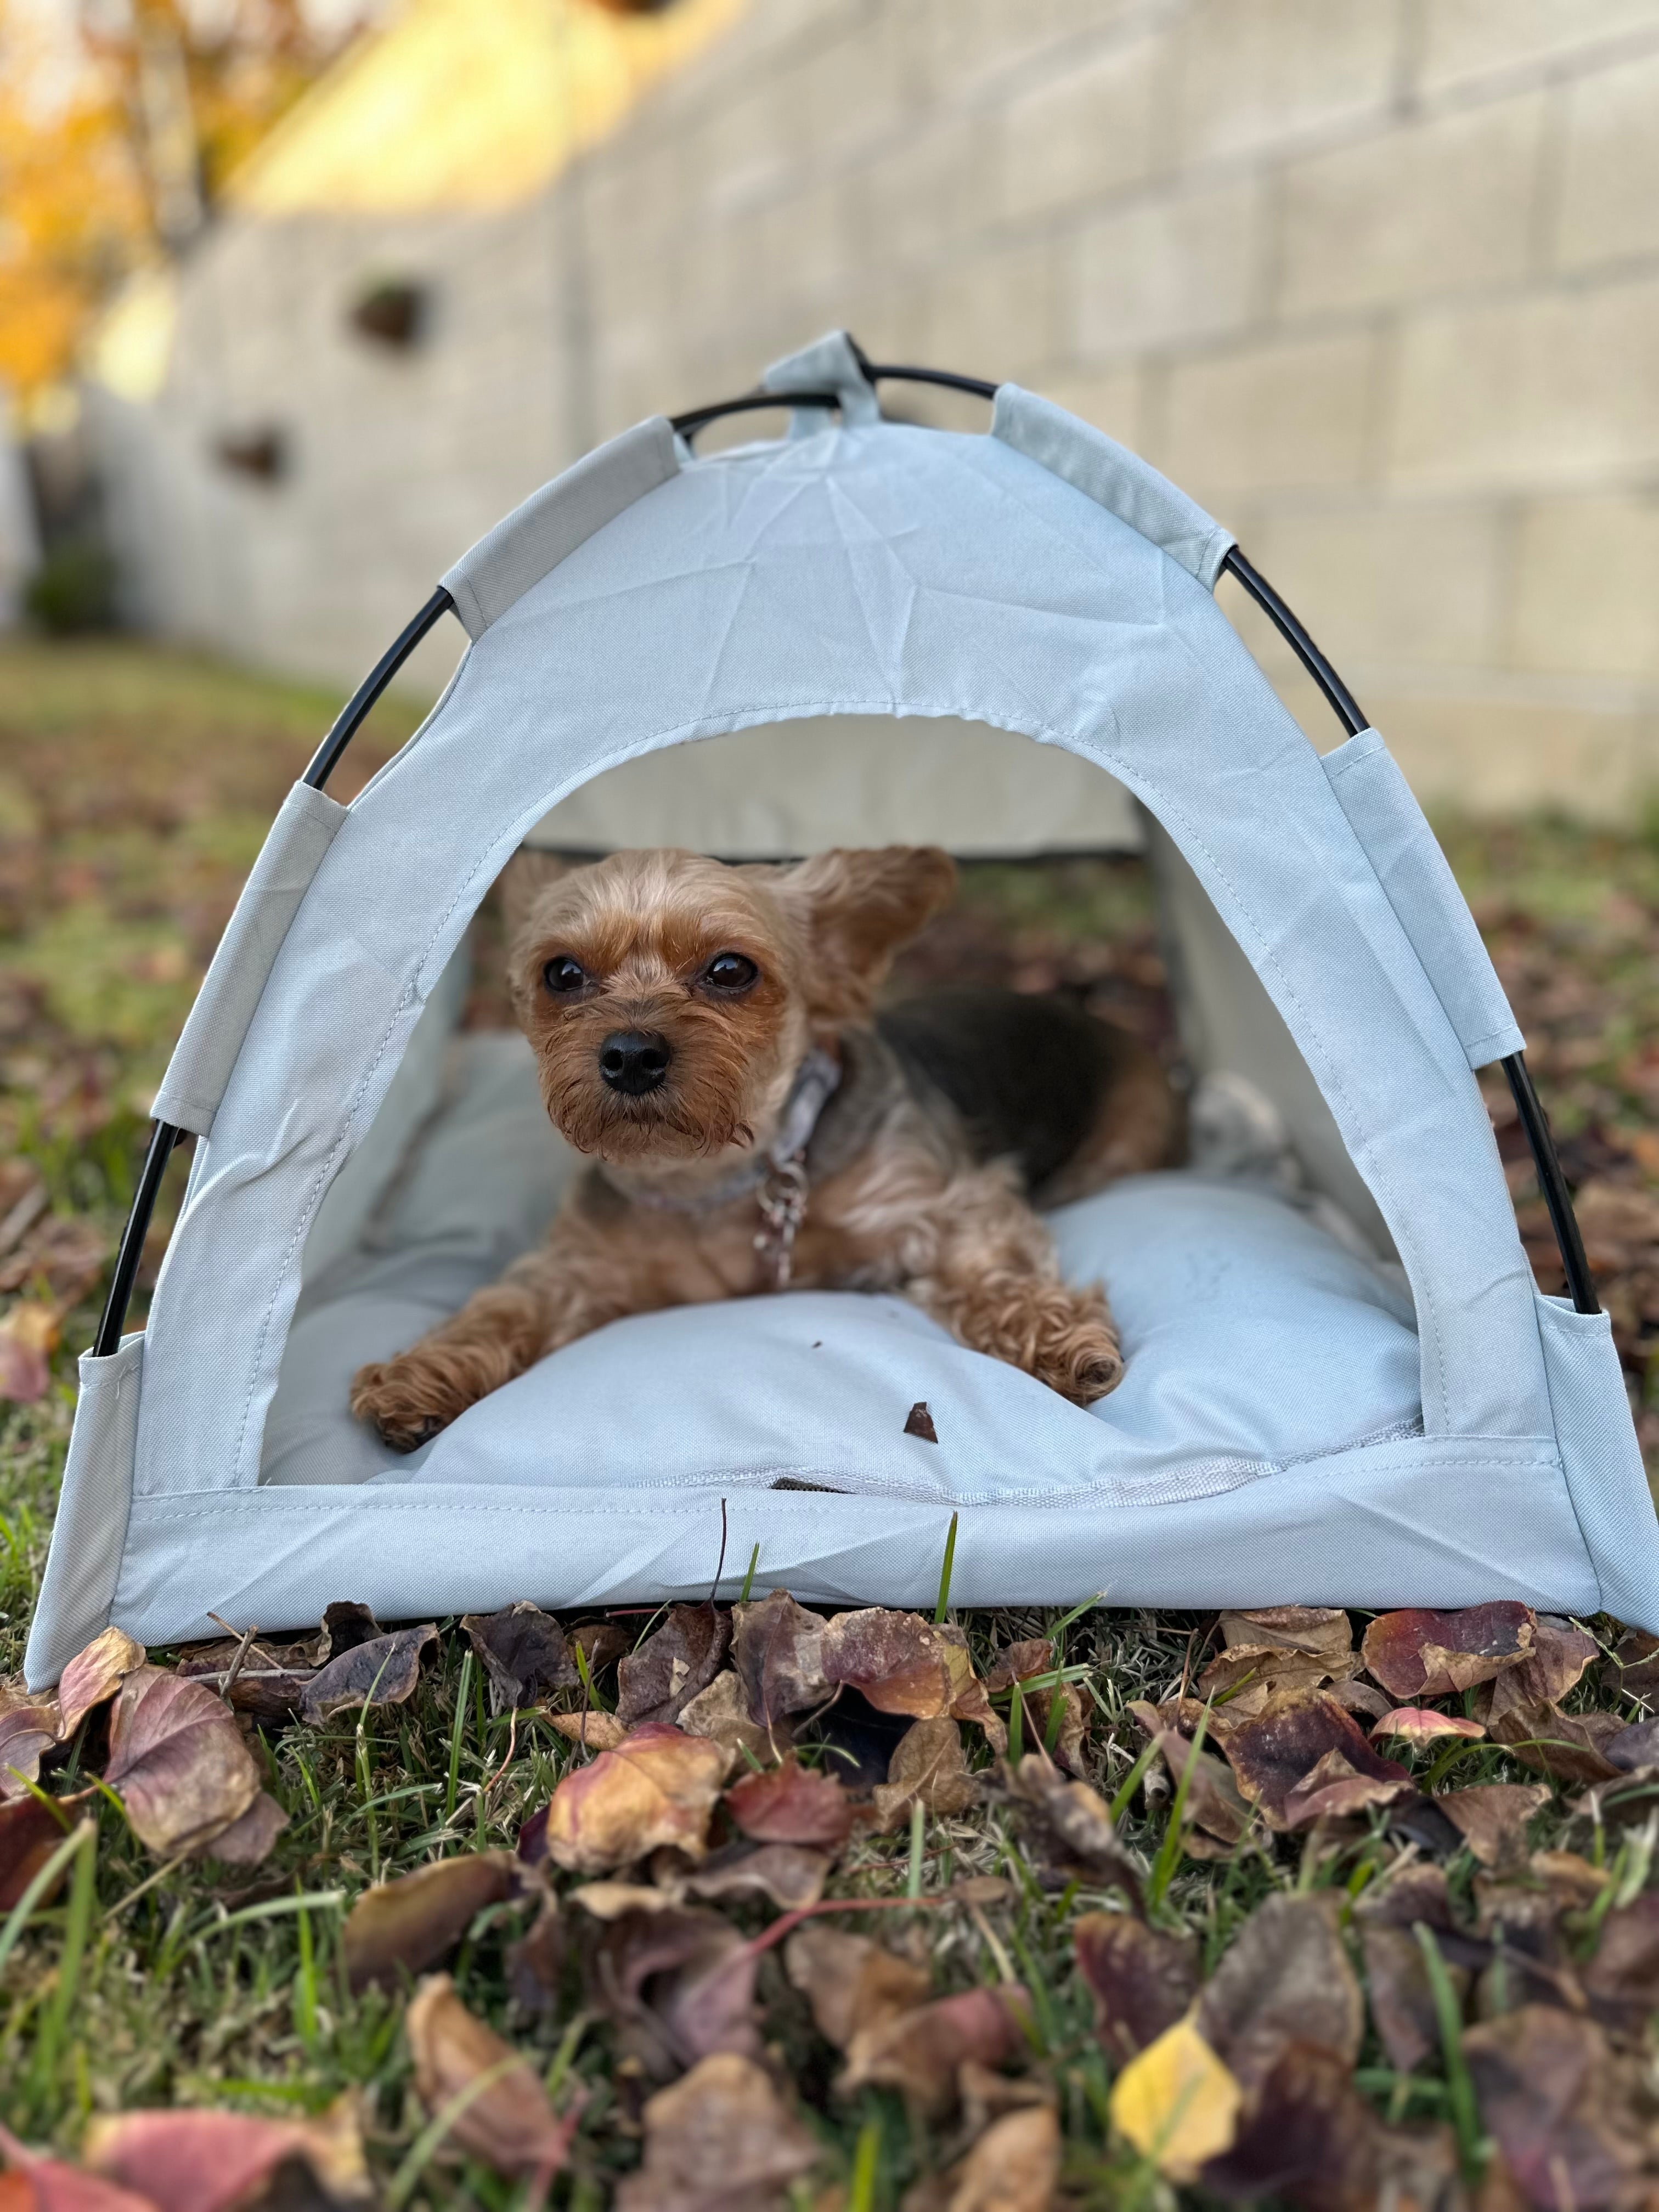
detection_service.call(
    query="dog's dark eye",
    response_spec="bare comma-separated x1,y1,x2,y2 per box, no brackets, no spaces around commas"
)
543,956,588,994
702,952,758,992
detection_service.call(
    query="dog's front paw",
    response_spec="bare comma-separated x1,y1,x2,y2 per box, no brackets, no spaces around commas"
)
350,1358,466,1454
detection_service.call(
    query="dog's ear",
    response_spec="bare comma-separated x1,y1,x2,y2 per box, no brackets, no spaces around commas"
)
772,845,957,1020
500,848,571,941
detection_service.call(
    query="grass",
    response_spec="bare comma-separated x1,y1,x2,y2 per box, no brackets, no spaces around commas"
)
3,638,1659,2202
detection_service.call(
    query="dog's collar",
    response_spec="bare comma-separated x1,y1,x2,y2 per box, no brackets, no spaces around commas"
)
598,1047,843,1273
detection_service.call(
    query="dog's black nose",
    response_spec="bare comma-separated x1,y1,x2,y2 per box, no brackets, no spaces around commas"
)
598,1029,672,1096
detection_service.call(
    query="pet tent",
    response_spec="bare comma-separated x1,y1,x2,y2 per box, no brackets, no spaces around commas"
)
26,330,1659,1686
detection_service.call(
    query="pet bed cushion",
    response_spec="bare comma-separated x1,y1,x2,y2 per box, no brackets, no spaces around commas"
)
262,1031,1421,1506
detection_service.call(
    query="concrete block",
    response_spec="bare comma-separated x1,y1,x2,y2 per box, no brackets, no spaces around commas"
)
1172,0,1399,165
1029,364,1145,450
1510,493,1659,678
1072,174,1263,362
1415,1,1659,97
1387,274,1659,489
1555,47,1659,272
1373,691,1659,823
1159,330,1376,500
1245,499,1506,668
861,111,989,270
998,32,1166,222
1277,94,1546,318
921,237,1058,386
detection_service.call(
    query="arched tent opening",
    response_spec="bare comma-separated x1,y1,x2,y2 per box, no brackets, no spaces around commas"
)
26,332,1655,1686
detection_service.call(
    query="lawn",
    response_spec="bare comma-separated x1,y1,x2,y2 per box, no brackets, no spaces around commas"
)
4,638,1659,2211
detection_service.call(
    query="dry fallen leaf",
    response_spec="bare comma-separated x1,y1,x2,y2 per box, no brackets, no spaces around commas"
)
682,1842,830,1912
0,2153,160,2211
405,1974,578,2185
1463,2005,1647,2211
569,1620,631,1677
506,1895,565,2015
586,1900,761,2079
1144,1728,1251,1847
299,1624,438,1725
541,1723,729,1874
1372,1706,1486,1745
1218,1606,1356,1666
1361,1604,1536,1702
731,1592,830,1727
1108,2013,1242,2183
103,1666,261,1857
546,1711,628,1752
0,1707,60,1801
1282,1745,1417,1829
1436,1782,1551,1871
461,1602,577,1714
1197,1894,1362,2090
983,1639,1054,1692
617,1604,730,1728
342,1850,522,1991
1074,1912,1199,2064
174,1636,321,1725
1484,1696,1625,1787
726,1756,856,1849
1198,2041,1385,2209
56,1627,146,1738
1356,1863,1462,2075
904,1401,939,1442
871,1717,978,1831
820,1608,970,1719
196,1791,288,1868
0,1795,73,1911
1581,1893,1659,2046
615,2052,820,2212
1006,1753,1142,1904
0,1302,59,1403
786,1925,933,2052
936,2105,1059,2212
1483,1616,1600,1725
678,1671,786,1764
841,1984,1031,2118
84,2097,370,2212
1222,1689,1410,1832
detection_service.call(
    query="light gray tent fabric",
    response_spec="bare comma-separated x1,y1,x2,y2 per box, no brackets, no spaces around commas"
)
24,351,1659,1682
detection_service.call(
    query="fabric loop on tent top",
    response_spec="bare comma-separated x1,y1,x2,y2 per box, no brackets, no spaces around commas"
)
1323,729,1525,1071
151,779,345,1136
440,416,681,639
764,329,881,433
992,386,1235,590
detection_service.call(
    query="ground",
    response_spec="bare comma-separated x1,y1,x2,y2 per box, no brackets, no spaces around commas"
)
3,639,1659,2210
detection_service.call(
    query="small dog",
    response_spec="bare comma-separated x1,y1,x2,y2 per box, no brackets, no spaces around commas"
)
351,847,1184,1451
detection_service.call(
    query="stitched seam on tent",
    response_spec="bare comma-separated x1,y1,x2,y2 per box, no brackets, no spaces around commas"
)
138,1458,1564,1523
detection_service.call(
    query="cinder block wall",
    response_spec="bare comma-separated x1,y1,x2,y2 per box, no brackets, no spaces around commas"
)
572,0,1659,815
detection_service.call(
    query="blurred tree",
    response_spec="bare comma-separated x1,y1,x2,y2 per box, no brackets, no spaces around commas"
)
0,0,368,400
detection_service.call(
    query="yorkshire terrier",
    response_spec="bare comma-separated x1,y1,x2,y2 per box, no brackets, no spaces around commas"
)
351,847,1184,1451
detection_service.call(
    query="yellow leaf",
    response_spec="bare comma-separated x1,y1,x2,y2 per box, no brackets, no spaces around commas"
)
1108,2012,1242,2182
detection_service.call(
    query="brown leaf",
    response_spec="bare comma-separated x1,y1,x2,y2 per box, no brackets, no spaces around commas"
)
0,1795,72,1910
786,1924,932,2051
1582,1894,1659,2045
56,1626,145,1737
196,1791,288,1867
683,1842,830,1912
904,1401,938,1442
1282,1746,1415,1830
1356,1864,1462,2076
1604,1714,1659,1770
1194,1645,1335,1718
617,1605,730,1728
1485,1700,1624,1787
1222,1689,1410,1832
983,1639,1054,1692
871,1717,978,1831
841,1985,1031,2118
1610,1627,1659,1694
0,1706,59,1799
174,1638,320,1725
1326,1678,1392,1723
1197,1895,1363,2090
461,1602,577,1714
1218,1606,1355,1667
1360,1604,1536,1702
936,2106,1059,2212
318,1602,383,1654
1005,1753,1142,1904
569,1620,631,1676
820,1607,967,1719
406,1974,579,2183
678,1671,787,1764
1022,1683,1088,1777
0,2155,159,2210
1372,1707,1487,1745
506,1894,565,2013
1464,2006,1647,2211
298,1624,437,1726
1146,1728,1251,1845
542,1723,728,1874
1074,1912,1198,2063
731,1592,829,1727
726,1756,856,1848
1483,1617,1600,1725
1436,1783,1550,1871
83,2098,370,2212
342,1850,522,1990
587,1902,762,2079
615,2052,820,2212
546,1711,628,1752
103,1666,261,1856
0,1302,58,1403
1199,2042,1383,2210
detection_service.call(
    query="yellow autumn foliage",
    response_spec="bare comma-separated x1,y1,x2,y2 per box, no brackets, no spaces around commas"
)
1107,2011,1242,2182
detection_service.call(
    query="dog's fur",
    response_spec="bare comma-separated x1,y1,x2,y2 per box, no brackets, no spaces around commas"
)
351,847,1184,1452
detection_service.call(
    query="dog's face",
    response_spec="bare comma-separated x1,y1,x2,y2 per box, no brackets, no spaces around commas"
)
509,845,956,1166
